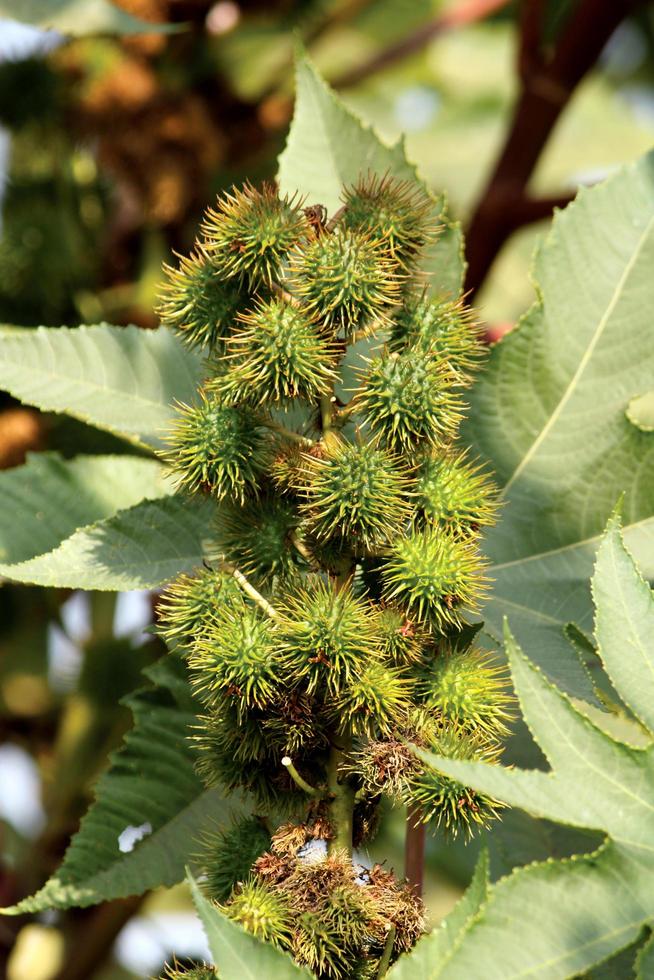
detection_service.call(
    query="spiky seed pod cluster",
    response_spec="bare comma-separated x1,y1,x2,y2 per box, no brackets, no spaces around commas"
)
156,174,509,974
207,825,424,979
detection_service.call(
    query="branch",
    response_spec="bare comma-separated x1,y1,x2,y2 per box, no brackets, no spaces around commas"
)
332,0,511,90
404,807,426,896
465,0,642,296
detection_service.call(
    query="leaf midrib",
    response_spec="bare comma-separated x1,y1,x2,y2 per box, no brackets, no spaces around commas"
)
502,213,654,494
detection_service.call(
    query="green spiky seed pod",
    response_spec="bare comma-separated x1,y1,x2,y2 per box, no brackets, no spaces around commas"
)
190,605,280,710
376,605,429,666
211,297,341,406
278,580,382,695
382,526,488,628
157,567,241,649
201,817,271,902
161,964,218,979
300,438,412,552
407,727,504,838
415,449,499,536
389,293,484,379
195,709,310,811
202,182,307,284
334,660,412,737
214,494,300,583
163,392,271,502
294,912,349,978
341,174,436,269
356,349,463,451
288,227,401,334
421,647,515,737
224,878,294,945
157,249,244,350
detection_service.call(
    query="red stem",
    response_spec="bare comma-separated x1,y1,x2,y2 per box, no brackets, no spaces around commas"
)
465,0,641,296
404,808,426,896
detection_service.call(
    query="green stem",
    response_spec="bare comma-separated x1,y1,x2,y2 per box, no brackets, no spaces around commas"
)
326,732,355,856
265,419,314,447
282,756,322,797
320,394,335,432
219,561,280,620
376,925,397,977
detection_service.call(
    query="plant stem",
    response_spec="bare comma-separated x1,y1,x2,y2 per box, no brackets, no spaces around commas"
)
282,756,322,797
377,925,397,977
404,807,426,896
326,733,355,856
265,419,314,447
465,0,641,295
220,561,281,620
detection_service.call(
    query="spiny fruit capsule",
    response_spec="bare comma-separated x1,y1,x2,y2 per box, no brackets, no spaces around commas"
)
415,449,499,535
341,173,436,269
156,567,241,649
288,227,401,334
201,817,271,902
382,525,488,628
190,604,281,710
212,297,340,406
356,348,463,451
407,728,504,839
214,494,300,584
202,182,308,284
389,292,484,380
163,392,271,502
300,437,412,552
224,878,294,945
157,249,244,350
277,580,382,695
334,659,412,737
421,647,515,737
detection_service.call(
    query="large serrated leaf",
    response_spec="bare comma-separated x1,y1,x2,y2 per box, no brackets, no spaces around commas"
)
0,324,204,451
0,0,176,35
188,872,311,980
4,658,245,913
0,494,215,590
278,54,464,297
388,851,489,979
418,520,654,978
465,152,654,697
0,453,171,566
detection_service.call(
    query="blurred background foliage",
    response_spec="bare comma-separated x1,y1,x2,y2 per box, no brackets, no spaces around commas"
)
0,1,653,976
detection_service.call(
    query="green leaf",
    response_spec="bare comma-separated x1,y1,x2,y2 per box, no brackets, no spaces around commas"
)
0,453,171,566
188,871,311,980
0,324,204,451
418,520,654,978
464,152,654,696
626,391,654,432
277,53,464,297
592,515,654,733
0,0,176,35
3,658,246,913
387,850,489,979
0,494,215,590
